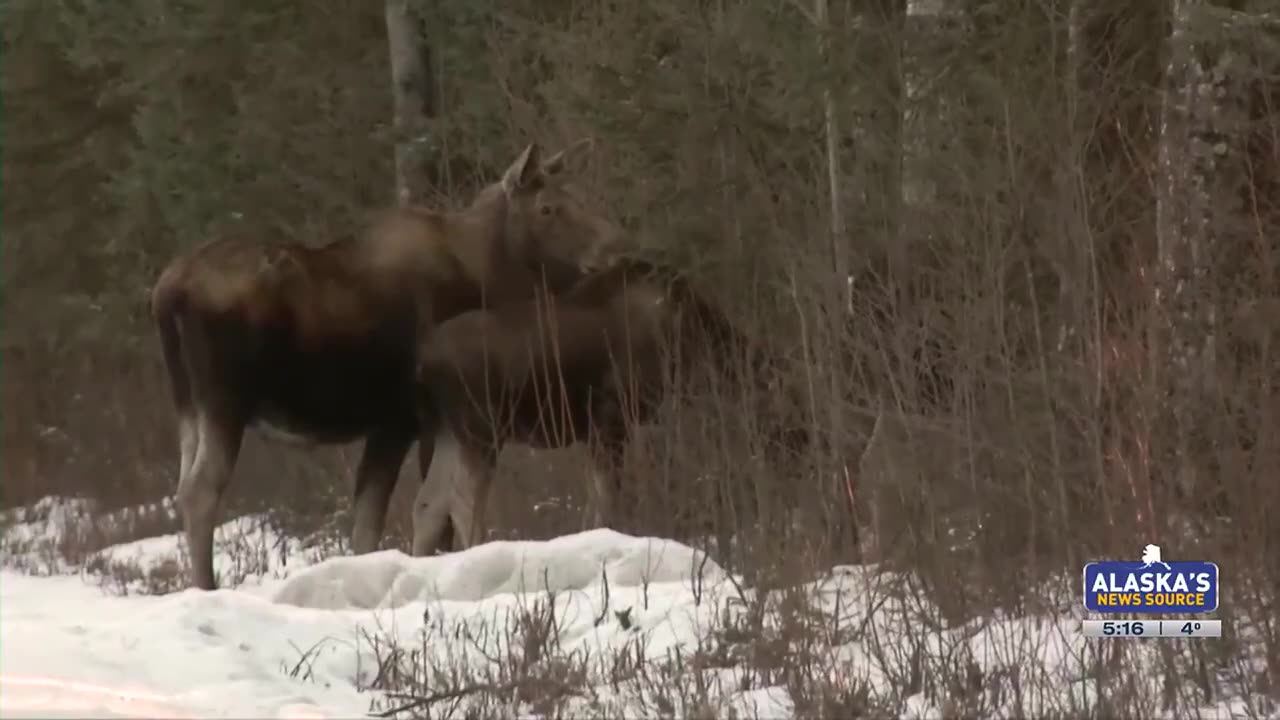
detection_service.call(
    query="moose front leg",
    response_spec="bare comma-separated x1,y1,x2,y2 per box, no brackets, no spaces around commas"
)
447,440,496,550
411,486,453,556
350,425,415,555
413,437,493,554
413,425,488,556
410,432,457,555
411,464,455,556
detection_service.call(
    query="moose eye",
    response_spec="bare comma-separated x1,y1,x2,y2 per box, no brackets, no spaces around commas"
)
539,205,554,216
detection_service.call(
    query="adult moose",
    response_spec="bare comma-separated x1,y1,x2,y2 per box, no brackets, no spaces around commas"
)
151,140,621,590
408,258,825,559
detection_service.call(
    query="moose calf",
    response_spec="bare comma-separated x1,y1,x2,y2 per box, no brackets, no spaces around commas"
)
408,259,802,557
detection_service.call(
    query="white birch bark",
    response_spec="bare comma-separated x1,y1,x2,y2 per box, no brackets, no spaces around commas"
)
385,0,435,206
1156,0,1252,501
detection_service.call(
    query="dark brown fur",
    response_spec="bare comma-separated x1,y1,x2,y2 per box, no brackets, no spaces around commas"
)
409,258,804,556
151,141,621,590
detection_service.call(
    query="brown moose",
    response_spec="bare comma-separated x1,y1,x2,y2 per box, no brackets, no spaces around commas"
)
408,258,813,558
151,141,621,590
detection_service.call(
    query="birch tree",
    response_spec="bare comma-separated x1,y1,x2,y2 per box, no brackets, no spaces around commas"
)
1156,0,1260,513
385,0,435,206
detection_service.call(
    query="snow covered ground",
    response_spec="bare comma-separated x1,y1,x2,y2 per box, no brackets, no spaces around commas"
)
0,497,1270,719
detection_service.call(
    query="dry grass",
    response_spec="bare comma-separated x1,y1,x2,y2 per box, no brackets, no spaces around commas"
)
3,2,1278,717
351,574,890,720
301,560,1275,719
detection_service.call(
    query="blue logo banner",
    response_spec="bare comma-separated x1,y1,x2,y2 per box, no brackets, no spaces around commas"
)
1083,560,1219,613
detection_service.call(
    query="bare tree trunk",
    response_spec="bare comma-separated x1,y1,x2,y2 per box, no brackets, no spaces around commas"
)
385,0,435,206
866,0,907,287
817,0,846,284
830,0,907,563
1156,0,1252,513
814,0,859,561
816,0,850,306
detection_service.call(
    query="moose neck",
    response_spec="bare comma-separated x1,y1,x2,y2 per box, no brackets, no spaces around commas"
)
449,184,526,290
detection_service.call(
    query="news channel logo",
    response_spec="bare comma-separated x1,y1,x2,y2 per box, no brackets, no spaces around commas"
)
1082,544,1219,613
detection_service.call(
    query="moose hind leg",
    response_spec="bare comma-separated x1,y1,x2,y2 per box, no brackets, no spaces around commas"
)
179,413,244,591
350,426,415,555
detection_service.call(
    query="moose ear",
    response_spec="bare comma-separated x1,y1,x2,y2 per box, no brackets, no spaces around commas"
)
541,137,595,176
501,143,542,196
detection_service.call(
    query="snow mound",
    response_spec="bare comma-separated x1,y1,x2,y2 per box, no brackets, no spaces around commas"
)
271,528,725,610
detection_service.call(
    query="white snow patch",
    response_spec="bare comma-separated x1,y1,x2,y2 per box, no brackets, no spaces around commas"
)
94,513,313,593
1,496,324,593
1,497,1272,719
270,528,722,610
0,496,100,547
0,517,732,719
